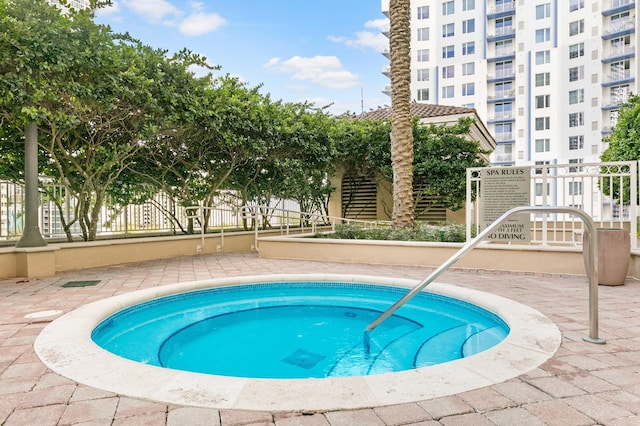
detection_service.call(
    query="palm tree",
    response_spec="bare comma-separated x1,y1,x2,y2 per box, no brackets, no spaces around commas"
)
388,0,414,228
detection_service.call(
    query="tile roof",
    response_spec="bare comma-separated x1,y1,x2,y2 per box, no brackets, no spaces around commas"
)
356,102,476,121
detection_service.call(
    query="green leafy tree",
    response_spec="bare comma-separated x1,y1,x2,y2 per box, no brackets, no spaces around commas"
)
412,117,488,213
0,0,212,240
336,117,487,221
600,93,640,204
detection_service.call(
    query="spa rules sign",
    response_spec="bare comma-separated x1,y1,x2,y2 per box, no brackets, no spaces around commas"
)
480,167,531,242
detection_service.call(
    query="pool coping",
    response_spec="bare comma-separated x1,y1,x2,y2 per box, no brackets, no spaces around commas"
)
34,274,561,412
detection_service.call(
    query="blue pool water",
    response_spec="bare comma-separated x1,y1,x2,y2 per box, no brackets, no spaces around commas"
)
92,282,509,379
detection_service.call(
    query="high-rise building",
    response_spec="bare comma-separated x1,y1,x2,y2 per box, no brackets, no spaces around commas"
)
381,0,638,167
47,0,90,13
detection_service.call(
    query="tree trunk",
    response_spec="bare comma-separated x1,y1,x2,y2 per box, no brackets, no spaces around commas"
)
389,0,415,228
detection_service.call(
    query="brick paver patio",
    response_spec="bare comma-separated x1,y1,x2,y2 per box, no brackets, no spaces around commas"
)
1,252,639,425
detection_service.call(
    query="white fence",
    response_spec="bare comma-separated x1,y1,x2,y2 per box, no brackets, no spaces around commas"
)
466,161,638,249
0,183,302,242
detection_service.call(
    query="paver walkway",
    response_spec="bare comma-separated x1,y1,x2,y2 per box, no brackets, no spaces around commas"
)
1,252,639,425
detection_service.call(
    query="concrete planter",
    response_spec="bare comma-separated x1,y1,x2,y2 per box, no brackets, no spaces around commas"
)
583,228,631,286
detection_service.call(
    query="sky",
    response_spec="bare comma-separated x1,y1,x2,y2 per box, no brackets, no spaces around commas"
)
94,1,391,116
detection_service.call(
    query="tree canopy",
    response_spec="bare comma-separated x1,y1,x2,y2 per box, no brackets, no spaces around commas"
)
600,93,640,204
0,0,489,241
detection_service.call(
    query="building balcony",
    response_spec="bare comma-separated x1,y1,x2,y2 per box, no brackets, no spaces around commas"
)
494,132,514,142
487,112,515,123
382,47,390,59
487,46,516,60
602,45,635,62
602,19,636,39
487,2,516,19
493,154,515,164
487,27,516,42
602,0,636,16
487,89,516,102
487,70,515,82
602,70,635,86
382,65,390,77
601,98,627,110
382,85,391,96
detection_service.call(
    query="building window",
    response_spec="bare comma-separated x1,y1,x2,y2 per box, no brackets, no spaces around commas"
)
610,60,631,80
417,69,429,82
535,182,551,196
569,158,584,172
442,85,454,98
611,84,630,105
442,23,455,37
535,72,550,87
495,17,513,36
536,3,551,19
535,160,551,174
442,65,455,78
442,1,454,15
610,35,632,54
535,94,550,108
462,62,475,75
495,39,513,56
495,81,513,98
417,49,430,62
569,20,584,36
442,45,454,58
417,88,430,101
535,50,551,64
535,117,550,130
495,61,512,78
569,112,584,127
569,136,584,150
462,82,475,96
417,6,430,19
535,28,550,43
569,89,584,104
494,102,512,119
462,0,475,11
611,11,631,31
569,43,584,59
462,19,475,34
569,65,584,82
417,27,430,41
494,143,513,162
462,41,475,55
569,0,584,12
495,123,513,140
535,139,551,153
568,181,583,195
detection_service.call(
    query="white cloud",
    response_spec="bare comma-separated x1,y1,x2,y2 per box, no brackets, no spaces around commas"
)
328,19,389,53
365,18,389,32
122,0,181,23
264,56,360,90
179,12,226,36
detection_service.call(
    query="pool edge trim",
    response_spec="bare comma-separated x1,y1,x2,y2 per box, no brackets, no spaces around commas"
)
34,273,561,412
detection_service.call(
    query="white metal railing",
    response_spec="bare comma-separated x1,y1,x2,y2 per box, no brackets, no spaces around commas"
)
467,161,638,249
604,45,634,59
365,206,604,346
186,204,390,252
489,2,516,14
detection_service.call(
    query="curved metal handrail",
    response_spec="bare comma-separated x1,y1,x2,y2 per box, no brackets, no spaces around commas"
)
365,206,605,345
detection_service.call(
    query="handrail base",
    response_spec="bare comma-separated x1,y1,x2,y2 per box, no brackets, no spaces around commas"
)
583,336,606,344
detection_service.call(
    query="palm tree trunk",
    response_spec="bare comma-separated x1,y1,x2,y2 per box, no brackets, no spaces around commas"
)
389,0,415,228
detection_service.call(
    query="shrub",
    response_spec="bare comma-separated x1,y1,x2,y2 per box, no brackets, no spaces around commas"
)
325,223,468,242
